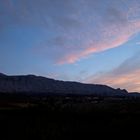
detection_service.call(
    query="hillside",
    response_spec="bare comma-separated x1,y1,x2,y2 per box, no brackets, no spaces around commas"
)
0,73,127,96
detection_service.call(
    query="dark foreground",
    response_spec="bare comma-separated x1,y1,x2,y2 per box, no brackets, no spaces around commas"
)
0,94,140,139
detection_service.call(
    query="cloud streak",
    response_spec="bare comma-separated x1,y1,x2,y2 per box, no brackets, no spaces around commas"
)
1,0,140,64
57,30,133,64
85,53,140,92
57,14,140,64
37,0,140,64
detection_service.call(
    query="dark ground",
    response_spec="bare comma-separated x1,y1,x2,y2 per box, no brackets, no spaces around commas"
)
0,94,140,139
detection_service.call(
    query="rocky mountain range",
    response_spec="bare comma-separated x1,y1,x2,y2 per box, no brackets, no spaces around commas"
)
0,73,129,97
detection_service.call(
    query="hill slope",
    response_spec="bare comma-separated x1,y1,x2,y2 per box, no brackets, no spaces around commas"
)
0,73,128,96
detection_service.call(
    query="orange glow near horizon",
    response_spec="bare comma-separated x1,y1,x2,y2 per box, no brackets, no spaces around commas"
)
86,69,140,92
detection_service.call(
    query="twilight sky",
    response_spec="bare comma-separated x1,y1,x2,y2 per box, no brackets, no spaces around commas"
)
0,0,140,92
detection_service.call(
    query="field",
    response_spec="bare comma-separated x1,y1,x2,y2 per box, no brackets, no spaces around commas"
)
0,94,140,139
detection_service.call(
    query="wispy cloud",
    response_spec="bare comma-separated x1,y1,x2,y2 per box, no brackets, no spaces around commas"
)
85,53,140,92
56,10,140,64
1,0,140,65
36,0,140,64
57,31,134,64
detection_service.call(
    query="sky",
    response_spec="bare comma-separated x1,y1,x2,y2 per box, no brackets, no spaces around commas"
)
0,0,140,92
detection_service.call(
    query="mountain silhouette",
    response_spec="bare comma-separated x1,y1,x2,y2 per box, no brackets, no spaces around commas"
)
0,73,128,96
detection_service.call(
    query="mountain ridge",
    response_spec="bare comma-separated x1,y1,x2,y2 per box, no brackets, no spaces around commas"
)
0,73,130,97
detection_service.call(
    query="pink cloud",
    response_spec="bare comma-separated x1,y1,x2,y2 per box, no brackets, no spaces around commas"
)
57,47,98,64
57,20,140,64
84,51,140,92
94,70,140,92
11,0,140,65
